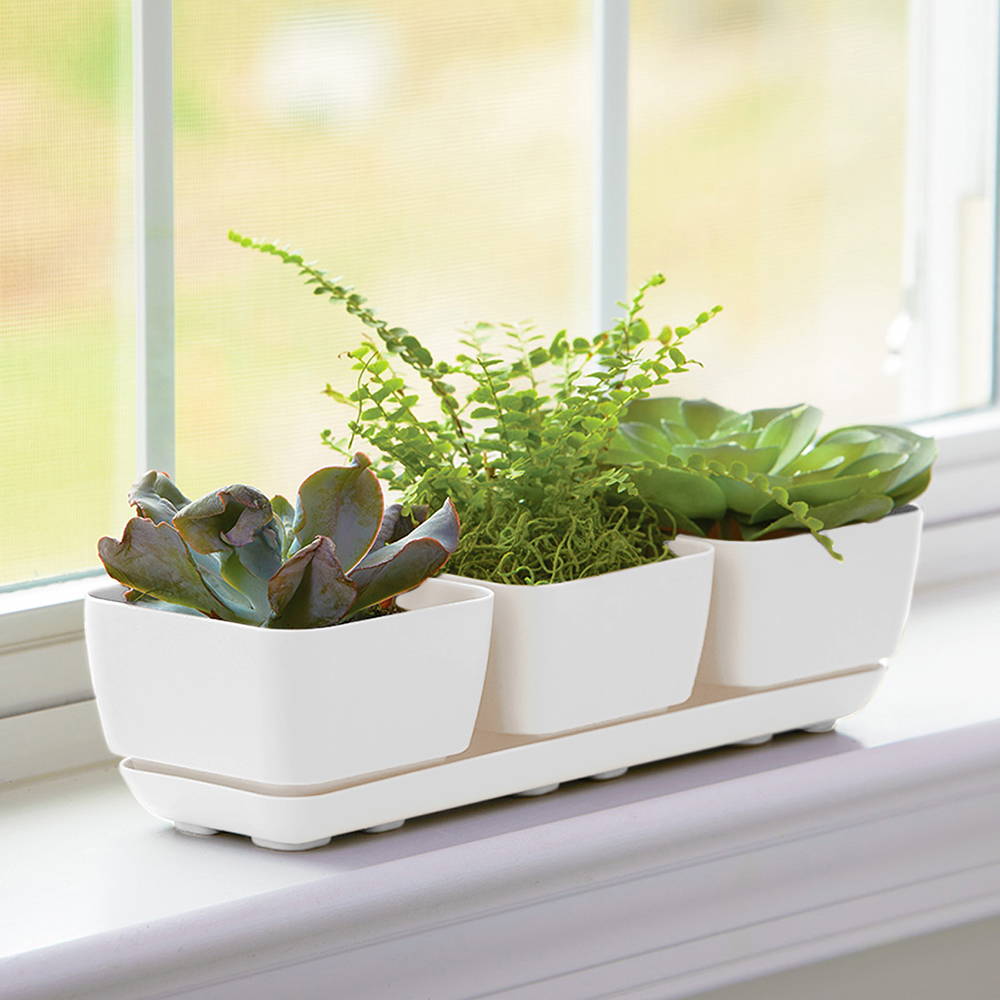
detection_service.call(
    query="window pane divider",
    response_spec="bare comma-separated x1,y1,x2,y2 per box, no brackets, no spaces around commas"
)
134,0,175,477
593,0,629,334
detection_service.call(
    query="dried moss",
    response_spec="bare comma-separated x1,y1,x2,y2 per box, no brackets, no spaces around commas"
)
448,496,669,586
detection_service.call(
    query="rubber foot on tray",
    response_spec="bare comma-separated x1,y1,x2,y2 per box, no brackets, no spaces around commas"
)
514,782,560,797
363,819,406,834
732,733,773,747
251,836,332,852
802,719,838,733
173,822,219,837
590,767,628,781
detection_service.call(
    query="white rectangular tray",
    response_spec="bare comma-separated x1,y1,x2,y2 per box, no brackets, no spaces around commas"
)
121,664,885,851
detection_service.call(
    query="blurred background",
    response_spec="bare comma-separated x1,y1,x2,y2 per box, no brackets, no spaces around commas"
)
2,0,995,585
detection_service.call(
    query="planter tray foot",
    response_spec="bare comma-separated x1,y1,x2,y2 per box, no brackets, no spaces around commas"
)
251,837,332,852
514,783,560,798
590,767,629,781
121,664,885,851
731,733,773,747
173,822,218,837
363,819,406,834
802,719,838,733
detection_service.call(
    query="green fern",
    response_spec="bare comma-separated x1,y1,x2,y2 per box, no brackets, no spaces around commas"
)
231,231,724,584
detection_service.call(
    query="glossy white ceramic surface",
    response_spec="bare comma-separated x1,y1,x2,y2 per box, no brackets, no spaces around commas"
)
85,577,494,786
119,664,886,847
693,507,923,688
445,537,715,736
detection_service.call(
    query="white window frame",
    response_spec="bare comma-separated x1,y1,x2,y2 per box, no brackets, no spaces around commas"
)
904,0,1000,580
2,0,1000,771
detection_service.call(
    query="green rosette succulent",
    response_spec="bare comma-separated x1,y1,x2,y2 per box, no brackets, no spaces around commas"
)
98,454,459,628
605,397,936,559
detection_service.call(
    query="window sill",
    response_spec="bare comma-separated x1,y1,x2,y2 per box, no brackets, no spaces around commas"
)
1,574,999,1000
0,575,98,720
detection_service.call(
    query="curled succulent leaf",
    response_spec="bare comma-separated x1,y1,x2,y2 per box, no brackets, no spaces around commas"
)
629,467,727,523
98,518,256,623
350,499,460,610
128,471,191,524
270,494,296,557
267,536,358,629
99,458,461,628
368,502,431,553
609,397,936,557
173,485,274,553
173,484,284,584
293,453,383,568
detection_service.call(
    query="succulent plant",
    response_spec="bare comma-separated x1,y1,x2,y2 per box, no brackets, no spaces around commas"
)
605,397,936,558
98,455,460,628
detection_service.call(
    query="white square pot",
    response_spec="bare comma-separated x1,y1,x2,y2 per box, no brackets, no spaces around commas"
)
693,505,923,689
85,577,493,788
444,537,714,736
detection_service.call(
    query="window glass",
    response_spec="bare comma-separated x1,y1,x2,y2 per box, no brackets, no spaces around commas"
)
629,0,995,425
0,0,133,587
4,1,997,593
173,0,592,498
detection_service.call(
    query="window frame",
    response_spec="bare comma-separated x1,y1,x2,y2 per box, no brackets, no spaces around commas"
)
3,0,1000,754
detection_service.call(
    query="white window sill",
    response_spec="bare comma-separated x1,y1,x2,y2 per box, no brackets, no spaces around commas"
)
1,574,999,1000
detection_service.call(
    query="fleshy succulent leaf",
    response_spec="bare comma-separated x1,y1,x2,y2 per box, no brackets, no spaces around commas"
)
271,494,296,556
610,397,934,558
267,536,358,629
173,485,274,554
629,467,727,521
348,539,453,615
128,471,191,524
348,498,460,613
681,398,733,439
674,442,780,474
839,451,906,478
621,395,686,428
293,453,383,570
98,518,251,622
715,475,777,516
888,468,932,507
271,494,295,529
745,493,893,538
106,459,460,627
220,550,271,622
747,404,799,430
233,521,284,581
123,594,207,617
614,423,676,463
808,493,896,530
353,498,460,570
369,502,431,553
819,425,937,499
757,405,822,472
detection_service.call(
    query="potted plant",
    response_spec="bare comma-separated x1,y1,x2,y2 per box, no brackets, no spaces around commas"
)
234,232,718,736
605,397,935,689
86,454,494,793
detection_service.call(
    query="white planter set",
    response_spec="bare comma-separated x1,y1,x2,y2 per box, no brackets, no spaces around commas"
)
86,507,922,850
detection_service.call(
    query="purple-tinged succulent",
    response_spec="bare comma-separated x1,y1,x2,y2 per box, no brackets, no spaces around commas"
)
98,454,459,628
